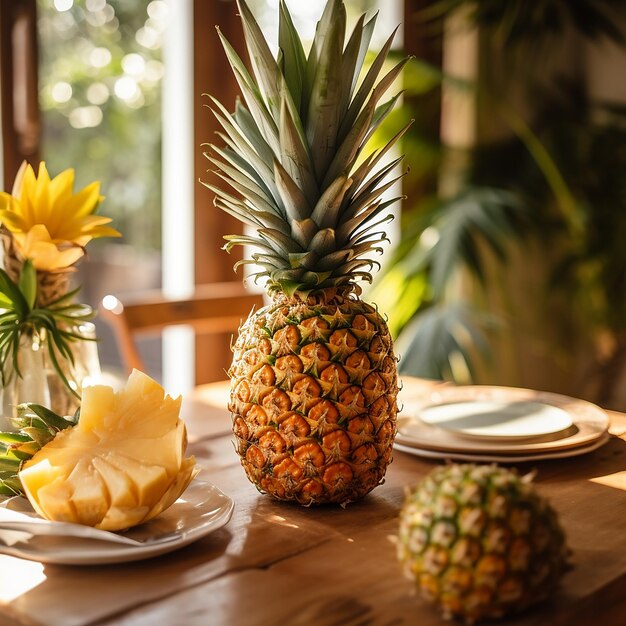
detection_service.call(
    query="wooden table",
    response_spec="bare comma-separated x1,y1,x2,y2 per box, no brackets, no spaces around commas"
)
2,378,626,626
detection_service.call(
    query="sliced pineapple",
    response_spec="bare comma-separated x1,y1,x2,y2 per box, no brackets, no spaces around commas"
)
19,369,198,531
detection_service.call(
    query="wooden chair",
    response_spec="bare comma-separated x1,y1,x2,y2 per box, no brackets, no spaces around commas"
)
100,282,264,375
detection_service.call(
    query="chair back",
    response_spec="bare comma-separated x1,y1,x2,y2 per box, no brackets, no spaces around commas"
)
101,282,264,374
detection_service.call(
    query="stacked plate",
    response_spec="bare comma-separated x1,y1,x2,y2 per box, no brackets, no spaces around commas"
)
395,385,610,463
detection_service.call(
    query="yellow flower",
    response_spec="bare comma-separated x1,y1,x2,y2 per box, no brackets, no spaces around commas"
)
0,161,120,271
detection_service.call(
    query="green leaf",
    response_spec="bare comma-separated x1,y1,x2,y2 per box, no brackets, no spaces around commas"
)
273,158,311,221
310,176,353,229
223,234,277,255
46,285,82,308
395,302,493,383
302,0,341,122
208,144,275,204
364,91,405,144
0,474,23,496
215,131,282,212
18,260,37,311
45,336,79,398
322,94,376,189
308,228,336,256
215,28,280,152
340,172,406,228
290,218,318,248
288,251,318,269
352,156,404,203
236,0,282,117
259,228,303,256
213,193,289,234
0,432,31,444
349,120,413,193
278,95,318,202
349,12,378,101
0,456,20,472
316,249,352,271
306,0,346,183
210,98,275,168
21,426,54,447
21,403,75,430
339,14,366,121
0,268,28,319
338,27,399,142
212,196,264,229
278,0,307,111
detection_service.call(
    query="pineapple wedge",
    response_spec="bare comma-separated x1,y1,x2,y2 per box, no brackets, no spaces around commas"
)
18,370,198,531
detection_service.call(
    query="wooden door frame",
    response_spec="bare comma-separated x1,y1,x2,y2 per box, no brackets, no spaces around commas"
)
193,0,246,383
0,0,40,187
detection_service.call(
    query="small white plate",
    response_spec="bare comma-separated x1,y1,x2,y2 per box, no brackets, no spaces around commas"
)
0,480,234,565
417,398,573,440
394,431,611,463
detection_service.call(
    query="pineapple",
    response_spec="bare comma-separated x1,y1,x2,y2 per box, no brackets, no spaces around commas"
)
207,0,409,504
398,464,569,624
0,370,197,531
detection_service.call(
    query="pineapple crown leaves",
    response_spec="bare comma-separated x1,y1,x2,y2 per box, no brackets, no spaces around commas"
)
0,261,96,396
206,0,413,297
0,403,77,496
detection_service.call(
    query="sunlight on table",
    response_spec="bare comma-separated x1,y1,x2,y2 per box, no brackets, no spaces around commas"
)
591,471,626,492
0,557,46,602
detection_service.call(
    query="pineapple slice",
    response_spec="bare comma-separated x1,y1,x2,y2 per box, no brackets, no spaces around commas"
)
19,370,198,531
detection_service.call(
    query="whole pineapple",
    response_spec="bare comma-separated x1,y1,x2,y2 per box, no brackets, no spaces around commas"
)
398,464,569,624
207,0,410,504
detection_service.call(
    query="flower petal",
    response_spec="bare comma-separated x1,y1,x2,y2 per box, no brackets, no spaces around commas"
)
11,161,29,197
15,225,84,271
18,163,38,227
49,167,75,206
0,198,30,232
65,181,102,219
33,162,53,225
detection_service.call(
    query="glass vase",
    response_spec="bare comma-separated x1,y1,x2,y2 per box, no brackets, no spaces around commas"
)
1,323,101,429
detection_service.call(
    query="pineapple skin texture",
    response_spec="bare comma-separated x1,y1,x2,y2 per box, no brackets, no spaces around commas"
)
398,464,569,624
19,370,197,531
229,291,398,505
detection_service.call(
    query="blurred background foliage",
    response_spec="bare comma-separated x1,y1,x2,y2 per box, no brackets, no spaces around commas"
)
37,0,166,371
370,0,626,408
38,0,164,254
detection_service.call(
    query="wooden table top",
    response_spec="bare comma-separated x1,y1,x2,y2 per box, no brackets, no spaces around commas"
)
2,377,626,626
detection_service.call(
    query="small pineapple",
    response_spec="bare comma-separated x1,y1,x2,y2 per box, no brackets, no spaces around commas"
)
398,464,569,624
208,0,409,504
0,370,197,531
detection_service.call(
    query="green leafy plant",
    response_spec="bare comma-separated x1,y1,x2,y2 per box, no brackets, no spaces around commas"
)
375,1,626,400
371,186,525,380
0,261,95,395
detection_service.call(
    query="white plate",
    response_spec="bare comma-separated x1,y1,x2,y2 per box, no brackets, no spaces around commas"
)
394,431,611,463
0,480,234,565
417,399,573,440
398,385,609,454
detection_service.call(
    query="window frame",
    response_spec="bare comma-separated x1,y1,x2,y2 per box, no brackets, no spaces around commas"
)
0,0,40,187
